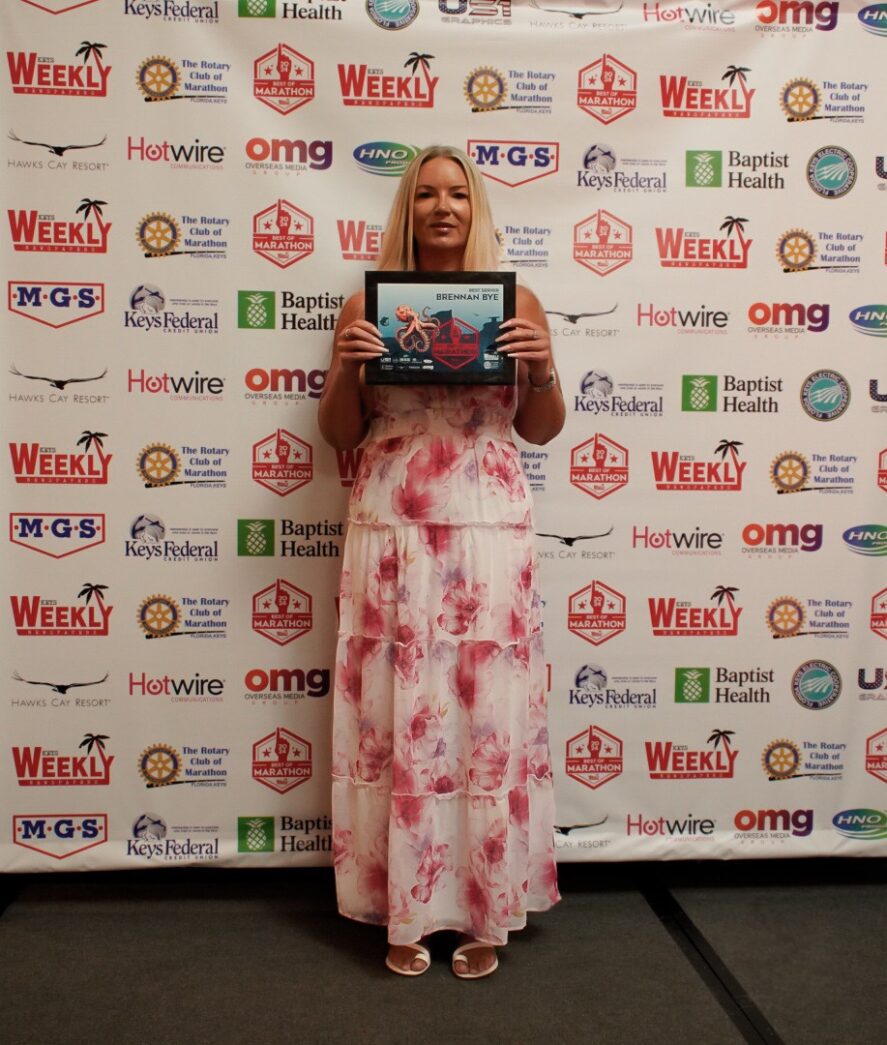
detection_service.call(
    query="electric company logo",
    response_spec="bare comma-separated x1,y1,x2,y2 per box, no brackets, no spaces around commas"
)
656,216,751,269
8,282,104,328
252,727,312,793
336,447,364,488
565,724,623,789
367,0,418,29
626,812,716,839
660,66,754,118
252,199,313,267
742,521,823,555
648,586,742,637
800,369,850,422
872,588,887,640
755,0,838,31
10,584,112,637
338,54,438,108
651,440,745,491
747,301,829,335
337,220,383,262
6,42,111,96
13,814,108,861
252,580,312,645
467,140,559,187
8,199,111,254
245,137,332,173
807,146,857,199
244,666,330,701
568,580,626,646
253,44,314,114
577,55,636,124
850,305,887,337
833,809,887,840
859,3,887,36
129,672,224,701
9,514,105,559
865,729,887,783
574,210,632,276
252,430,312,495
9,431,111,485
734,808,814,839
244,367,327,403
570,434,628,499
637,303,728,333
646,728,737,779
12,734,113,786
791,659,842,709
137,443,228,489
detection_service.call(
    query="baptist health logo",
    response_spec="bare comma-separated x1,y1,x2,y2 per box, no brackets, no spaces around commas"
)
675,667,710,703
682,375,717,412
238,291,275,330
238,815,274,853
686,151,723,187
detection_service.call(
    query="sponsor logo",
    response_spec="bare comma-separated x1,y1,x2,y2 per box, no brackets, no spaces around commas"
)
136,211,227,260
800,369,850,421
244,666,330,702
656,216,750,269
20,0,102,11
12,733,113,786
637,302,728,333
626,812,717,839
252,430,312,495
747,301,829,336
126,514,219,565
137,442,228,489
734,808,813,839
859,667,887,699
338,54,437,108
676,666,773,704
252,199,313,267
577,55,636,124
336,447,364,489
127,135,224,170
239,519,275,557
252,727,312,793
742,521,823,555
565,725,623,789
439,0,512,23
775,227,862,273
859,3,887,36
9,431,111,485
578,143,667,193
124,1,219,22
8,281,104,328
791,659,842,709
573,369,663,418
10,584,112,637
537,529,615,563
686,149,788,190
573,210,632,275
253,44,314,114
770,449,857,496
643,1,735,26
137,594,228,640
239,291,275,330
568,581,626,646
682,374,783,414
651,440,745,491
521,449,549,493
755,0,838,32
239,518,342,558
633,526,723,556
569,664,657,709
866,729,887,782
766,595,851,639
11,670,109,711
761,737,843,781
244,367,328,404
10,513,105,559
252,580,312,645
136,54,229,104
138,743,229,787
337,219,383,262
352,141,420,177
499,221,552,268
843,525,887,556
872,587,887,639
125,284,219,336
780,76,868,124
367,0,418,29
244,136,331,174
238,0,345,17
238,816,275,853
833,809,887,839
127,814,220,862
570,434,628,499
807,146,856,198
13,813,108,860
464,66,554,115
649,587,741,637
8,127,109,174
850,306,887,337
661,66,754,118
880,448,887,492
7,41,110,96
128,368,223,402
468,140,559,187
129,671,224,702
675,667,710,703
645,729,738,779
8,199,110,254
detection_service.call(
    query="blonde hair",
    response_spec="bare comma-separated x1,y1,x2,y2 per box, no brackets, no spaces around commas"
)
377,145,501,271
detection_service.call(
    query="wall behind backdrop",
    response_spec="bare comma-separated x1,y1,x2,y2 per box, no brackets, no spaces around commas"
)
3,0,886,871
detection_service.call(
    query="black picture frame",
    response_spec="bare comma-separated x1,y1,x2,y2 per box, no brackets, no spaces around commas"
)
364,270,517,385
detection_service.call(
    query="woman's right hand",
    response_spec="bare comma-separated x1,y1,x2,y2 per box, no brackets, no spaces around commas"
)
335,319,385,373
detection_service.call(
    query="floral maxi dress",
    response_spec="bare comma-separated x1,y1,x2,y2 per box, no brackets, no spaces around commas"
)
331,383,560,946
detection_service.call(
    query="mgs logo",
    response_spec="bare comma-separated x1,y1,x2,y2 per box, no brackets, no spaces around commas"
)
467,140,560,187
577,55,637,124
252,199,314,268
20,0,102,10
565,725,623,790
252,429,313,495
252,580,312,645
568,580,626,646
7,282,104,328
573,211,632,276
7,41,111,97
13,814,108,861
570,434,629,499
9,513,105,559
252,727,312,793
253,44,314,114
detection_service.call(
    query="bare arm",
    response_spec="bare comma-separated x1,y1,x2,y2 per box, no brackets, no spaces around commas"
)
316,291,385,450
499,285,565,446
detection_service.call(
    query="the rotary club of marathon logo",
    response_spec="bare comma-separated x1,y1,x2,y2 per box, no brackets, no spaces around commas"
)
252,727,312,793
570,434,628,499
135,213,226,260
253,45,314,114
252,580,312,646
135,54,228,104
565,724,623,790
252,199,314,268
137,443,227,489
577,55,637,124
568,581,626,646
573,211,632,276
137,594,226,640
252,429,313,495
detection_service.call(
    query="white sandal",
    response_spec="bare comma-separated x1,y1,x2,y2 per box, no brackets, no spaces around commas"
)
385,943,431,977
451,941,498,980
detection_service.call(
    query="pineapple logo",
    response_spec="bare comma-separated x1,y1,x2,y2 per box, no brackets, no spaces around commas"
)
238,519,275,557
675,667,710,703
686,150,722,188
238,816,275,852
682,375,718,412
238,291,275,330
239,0,275,15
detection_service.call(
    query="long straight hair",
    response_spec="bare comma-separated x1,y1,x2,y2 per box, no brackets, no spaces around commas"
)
376,145,501,271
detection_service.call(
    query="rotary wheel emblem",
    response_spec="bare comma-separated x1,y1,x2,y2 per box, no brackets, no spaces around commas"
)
138,743,182,786
138,594,181,638
138,443,181,486
780,78,820,120
137,213,180,257
137,56,181,100
776,228,816,272
770,451,809,493
767,596,805,638
762,739,800,780
464,67,507,111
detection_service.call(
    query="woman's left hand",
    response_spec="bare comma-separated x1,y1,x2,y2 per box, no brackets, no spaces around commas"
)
496,318,553,385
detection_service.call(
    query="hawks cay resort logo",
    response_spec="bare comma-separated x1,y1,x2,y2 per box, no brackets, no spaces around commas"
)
10,513,105,560
243,664,330,704
238,518,342,558
577,55,637,125
135,54,229,104
438,0,513,25
765,594,851,641
135,211,228,261
569,662,657,710
12,732,113,787
656,215,751,269
7,40,111,97
338,52,438,108
252,430,313,495
651,439,745,491
570,433,628,500
769,448,857,496
746,300,829,337
237,0,345,19
468,140,559,187
780,76,868,124
568,580,626,646
137,593,229,641
10,582,112,638
253,44,314,115
755,0,839,32
11,668,110,711
125,283,219,335
648,584,742,637
127,367,224,403
645,728,738,780
8,281,104,329
137,442,228,489
675,664,773,704
124,1,219,23
13,814,108,861
253,199,314,268
8,126,109,174
8,198,110,254
245,136,332,176
126,513,219,564
573,369,663,419
565,724,623,791
127,134,225,172
775,227,861,274
9,430,111,485
579,143,666,192
660,65,754,119
685,149,788,190
464,65,555,115
253,727,313,793
127,814,220,864
574,210,632,275
252,580,312,645
681,373,783,414
138,742,229,788
8,362,109,406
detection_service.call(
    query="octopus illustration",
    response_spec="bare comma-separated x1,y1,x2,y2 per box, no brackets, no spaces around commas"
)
394,304,440,353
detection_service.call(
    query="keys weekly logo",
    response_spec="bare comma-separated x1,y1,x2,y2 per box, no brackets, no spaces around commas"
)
6,40,110,96
10,583,112,637
337,219,383,262
656,215,751,269
9,430,111,485
660,65,754,118
338,53,438,108
8,198,110,254
12,733,113,786
651,439,745,491
645,728,738,779
648,585,742,637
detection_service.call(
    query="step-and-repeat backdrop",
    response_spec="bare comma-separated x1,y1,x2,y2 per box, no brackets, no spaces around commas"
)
3,0,886,870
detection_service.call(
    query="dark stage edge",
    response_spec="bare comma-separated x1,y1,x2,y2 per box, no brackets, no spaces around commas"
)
1,860,885,1045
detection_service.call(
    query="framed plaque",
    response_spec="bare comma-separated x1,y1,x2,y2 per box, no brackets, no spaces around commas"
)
364,271,516,385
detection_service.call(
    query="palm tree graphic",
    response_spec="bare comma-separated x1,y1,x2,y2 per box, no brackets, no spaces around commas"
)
404,52,434,87
722,66,750,88
77,430,107,455
75,41,107,68
75,198,108,231
714,438,743,463
77,583,108,606
719,215,748,248
707,729,735,750
79,733,110,755
710,586,739,607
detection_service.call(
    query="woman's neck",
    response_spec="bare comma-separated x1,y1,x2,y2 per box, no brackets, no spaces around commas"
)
416,247,464,272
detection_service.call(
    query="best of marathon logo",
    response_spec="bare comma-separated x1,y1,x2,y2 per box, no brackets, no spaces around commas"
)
252,199,313,267
8,281,104,328
657,216,751,269
253,44,314,114
252,580,312,645
8,199,111,254
468,140,559,187
570,434,628,499
660,65,754,118
565,724,623,790
577,55,636,124
13,813,108,861
7,41,111,97
574,210,632,275
649,586,742,637
252,430,312,495
10,513,105,559
252,727,312,793
12,733,113,786
651,440,745,491
338,53,438,108
10,584,112,637
9,431,111,485
568,580,626,646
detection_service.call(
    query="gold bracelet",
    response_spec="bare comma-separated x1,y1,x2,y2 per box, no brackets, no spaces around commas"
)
528,368,556,393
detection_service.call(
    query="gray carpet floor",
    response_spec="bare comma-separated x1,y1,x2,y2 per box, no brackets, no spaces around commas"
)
1,861,884,1045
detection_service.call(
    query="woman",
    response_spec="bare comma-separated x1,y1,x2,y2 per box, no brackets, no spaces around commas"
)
319,146,564,979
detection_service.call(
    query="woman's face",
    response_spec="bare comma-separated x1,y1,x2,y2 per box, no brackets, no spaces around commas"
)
412,156,472,259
